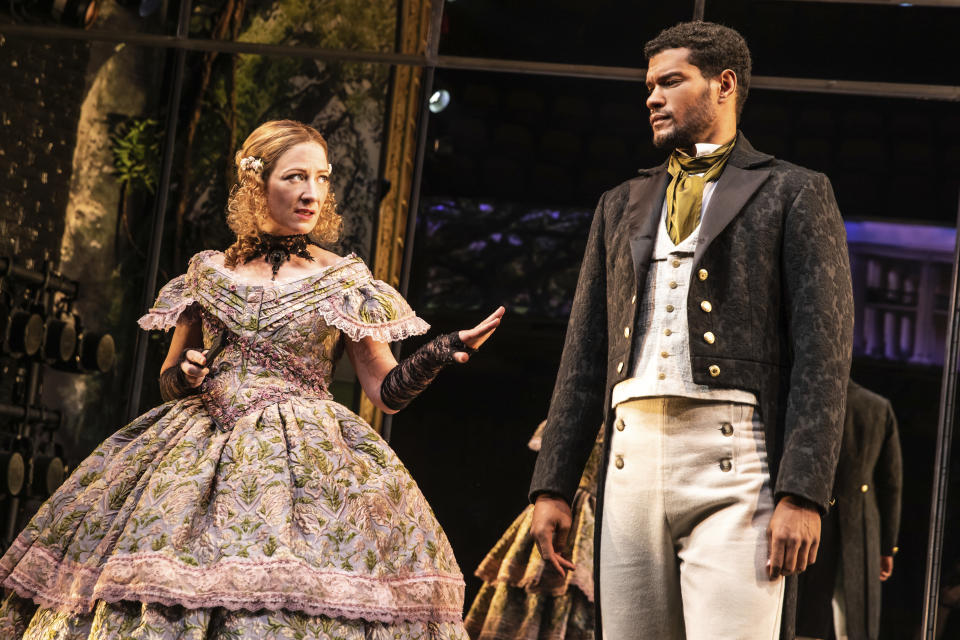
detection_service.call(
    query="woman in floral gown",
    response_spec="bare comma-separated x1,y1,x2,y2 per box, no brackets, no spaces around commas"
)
0,119,503,639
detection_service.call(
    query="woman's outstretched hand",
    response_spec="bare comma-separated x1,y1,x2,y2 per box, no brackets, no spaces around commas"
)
455,306,505,363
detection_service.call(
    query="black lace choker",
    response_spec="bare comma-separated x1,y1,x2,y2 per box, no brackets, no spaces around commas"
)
245,233,318,280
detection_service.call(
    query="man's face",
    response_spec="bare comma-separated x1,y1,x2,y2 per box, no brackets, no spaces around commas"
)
645,47,719,151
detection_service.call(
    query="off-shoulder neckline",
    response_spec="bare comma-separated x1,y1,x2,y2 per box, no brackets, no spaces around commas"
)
197,250,362,288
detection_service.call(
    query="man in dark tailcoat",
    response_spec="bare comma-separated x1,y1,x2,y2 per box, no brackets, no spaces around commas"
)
797,379,902,640
528,22,853,640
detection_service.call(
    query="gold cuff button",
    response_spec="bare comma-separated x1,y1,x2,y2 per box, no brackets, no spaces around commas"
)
892,546,900,555
698,268,708,281
701,300,713,313
860,484,869,493
666,304,675,312
703,331,716,345
615,455,624,469
709,364,721,377
617,361,624,374
615,418,625,432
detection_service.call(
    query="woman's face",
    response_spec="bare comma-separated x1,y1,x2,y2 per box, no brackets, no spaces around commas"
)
262,141,331,236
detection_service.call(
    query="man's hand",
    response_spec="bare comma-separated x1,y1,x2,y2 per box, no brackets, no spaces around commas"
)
880,555,894,582
530,494,576,576
766,495,821,579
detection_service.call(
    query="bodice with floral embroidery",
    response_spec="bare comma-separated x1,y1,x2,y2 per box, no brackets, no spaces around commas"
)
139,250,429,429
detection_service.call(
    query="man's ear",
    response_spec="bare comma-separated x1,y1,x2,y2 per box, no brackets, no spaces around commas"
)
717,69,738,104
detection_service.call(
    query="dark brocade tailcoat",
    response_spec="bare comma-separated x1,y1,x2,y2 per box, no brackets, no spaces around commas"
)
835,380,903,640
529,132,854,639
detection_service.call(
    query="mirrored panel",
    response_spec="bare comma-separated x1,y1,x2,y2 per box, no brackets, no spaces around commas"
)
0,34,171,542
705,0,960,85
439,0,692,67
395,63,960,636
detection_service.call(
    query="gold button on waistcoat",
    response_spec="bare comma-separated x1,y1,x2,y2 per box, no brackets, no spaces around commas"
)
701,300,713,313
615,455,624,469
664,328,672,336
661,351,669,358
658,372,666,380
666,304,675,312
720,422,734,436
709,364,721,377
719,458,732,472
615,418,625,432
698,268,709,281
672,259,681,268
861,484,869,493
669,281,679,289
703,331,716,344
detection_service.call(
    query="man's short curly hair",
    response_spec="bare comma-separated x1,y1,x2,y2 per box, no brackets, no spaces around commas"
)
644,21,752,119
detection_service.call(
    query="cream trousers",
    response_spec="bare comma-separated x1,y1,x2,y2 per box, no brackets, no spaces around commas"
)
599,397,785,640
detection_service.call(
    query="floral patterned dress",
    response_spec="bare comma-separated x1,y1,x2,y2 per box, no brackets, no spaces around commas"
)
0,250,467,640
464,424,601,640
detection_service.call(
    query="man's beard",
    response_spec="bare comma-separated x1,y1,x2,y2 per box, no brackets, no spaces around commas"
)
652,86,716,151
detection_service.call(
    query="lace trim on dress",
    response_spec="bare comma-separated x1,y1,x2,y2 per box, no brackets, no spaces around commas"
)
137,274,202,331
1,543,464,623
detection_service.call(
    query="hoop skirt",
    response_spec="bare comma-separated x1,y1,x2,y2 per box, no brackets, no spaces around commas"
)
464,426,601,640
0,251,467,639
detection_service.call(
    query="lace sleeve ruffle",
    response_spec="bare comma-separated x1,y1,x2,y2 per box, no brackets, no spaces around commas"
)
323,278,430,343
137,274,200,331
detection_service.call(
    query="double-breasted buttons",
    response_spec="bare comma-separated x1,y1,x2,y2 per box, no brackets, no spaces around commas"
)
672,259,681,268
720,422,734,436
701,300,713,313
615,418,625,432
666,304,675,312
709,365,721,377
615,455,624,469
658,372,666,380
664,328,672,336
719,458,732,472
661,351,669,359
624,327,631,338
698,268,709,281
669,281,679,289
617,361,624,374
703,331,716,345
860,484,869,493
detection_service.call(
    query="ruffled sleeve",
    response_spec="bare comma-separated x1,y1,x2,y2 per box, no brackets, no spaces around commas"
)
137,273,199,331
321,261,430,343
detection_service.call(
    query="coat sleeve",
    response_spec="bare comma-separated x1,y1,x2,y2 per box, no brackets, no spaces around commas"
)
776,173,854,511
876,400,903,555
529,191,610,505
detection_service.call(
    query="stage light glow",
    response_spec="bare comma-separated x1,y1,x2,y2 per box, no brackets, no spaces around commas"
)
429,90,451,113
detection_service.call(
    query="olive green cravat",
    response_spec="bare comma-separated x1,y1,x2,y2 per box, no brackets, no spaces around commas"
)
665,138,735,244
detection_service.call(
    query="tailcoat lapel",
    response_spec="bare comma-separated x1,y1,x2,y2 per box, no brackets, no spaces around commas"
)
625,167,669,282
694,132,774,265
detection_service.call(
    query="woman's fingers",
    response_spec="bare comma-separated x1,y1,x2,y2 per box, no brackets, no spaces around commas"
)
460,306,506,349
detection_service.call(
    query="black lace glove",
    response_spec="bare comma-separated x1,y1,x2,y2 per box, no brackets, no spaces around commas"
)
158,349,203,402
380,332,477,411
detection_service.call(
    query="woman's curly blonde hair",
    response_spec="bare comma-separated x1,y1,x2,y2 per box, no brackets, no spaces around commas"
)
224,119,341,267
